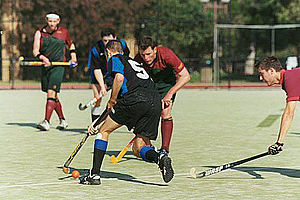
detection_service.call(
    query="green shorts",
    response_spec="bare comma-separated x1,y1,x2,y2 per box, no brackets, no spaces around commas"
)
41,66,65,93
157,84,176,102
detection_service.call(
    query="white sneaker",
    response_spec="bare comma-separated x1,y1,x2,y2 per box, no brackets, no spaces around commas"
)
57,119,68,130
37,120,50,131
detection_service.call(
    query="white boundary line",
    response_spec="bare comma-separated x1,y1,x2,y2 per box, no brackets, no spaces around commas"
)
0,172,189,189
1,166,299,189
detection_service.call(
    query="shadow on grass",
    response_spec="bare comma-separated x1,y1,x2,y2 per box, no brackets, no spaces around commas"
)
6,122,87,135
6,122,37,128
202,166,300,179
57,166,167,186
233,166,300,178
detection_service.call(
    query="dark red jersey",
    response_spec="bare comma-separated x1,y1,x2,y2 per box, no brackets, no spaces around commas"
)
134,46,185,97
39,26,73,62
280,68,300,102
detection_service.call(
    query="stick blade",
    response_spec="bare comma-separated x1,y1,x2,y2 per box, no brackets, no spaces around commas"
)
110,155,119,163
63,166,70,174
78,103,87,111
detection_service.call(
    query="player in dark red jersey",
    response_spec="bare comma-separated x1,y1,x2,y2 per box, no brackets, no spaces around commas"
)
134,36,190,156
33,12,77,131
80,40,174,185
256,56,300,155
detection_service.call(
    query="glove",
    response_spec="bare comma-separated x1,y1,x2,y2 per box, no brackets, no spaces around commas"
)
70,61,78,68
268,142,284,155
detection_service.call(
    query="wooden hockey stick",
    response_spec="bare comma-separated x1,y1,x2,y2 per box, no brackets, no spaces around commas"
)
62,108,109,174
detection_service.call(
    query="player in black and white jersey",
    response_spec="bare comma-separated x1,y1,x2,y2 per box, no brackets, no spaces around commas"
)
80,40,174,185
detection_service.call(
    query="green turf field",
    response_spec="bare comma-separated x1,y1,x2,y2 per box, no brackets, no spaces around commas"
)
1,89,300,199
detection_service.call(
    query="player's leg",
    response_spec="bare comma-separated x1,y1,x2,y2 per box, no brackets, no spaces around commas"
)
133,97,174,183
160,101,173,155
80,115,122,185
55,94,68,130
37,88,56,131
91,83,102,122
49,66,68,130
37,69,51,130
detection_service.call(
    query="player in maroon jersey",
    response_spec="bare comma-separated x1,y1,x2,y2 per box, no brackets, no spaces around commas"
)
134,36,190,156
33,12,77,131
256,56,300,155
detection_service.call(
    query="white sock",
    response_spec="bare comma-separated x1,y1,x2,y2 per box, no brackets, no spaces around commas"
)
91,106,101,115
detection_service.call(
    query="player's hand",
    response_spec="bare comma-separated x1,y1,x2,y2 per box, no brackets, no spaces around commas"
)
70,61,78,68
42,57,51,67
268,142,284,155
100,88,108,97
87,123,99,136
162,93,173,108
107,99,116,110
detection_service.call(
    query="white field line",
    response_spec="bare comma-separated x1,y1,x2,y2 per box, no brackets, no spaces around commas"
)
0,171,190,189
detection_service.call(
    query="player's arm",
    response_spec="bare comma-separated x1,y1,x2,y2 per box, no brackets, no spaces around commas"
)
268,100,296,155
69,43,77,62
94,69,107,96
65,30,77,66
167,67,190,97
107,73,124,110
32,30,51,66
277,100,296,143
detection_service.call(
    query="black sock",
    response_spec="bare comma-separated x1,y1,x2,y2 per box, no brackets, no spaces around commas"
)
91,139,108,175
91,148,106,175
92,114,100,122
145,149,159,164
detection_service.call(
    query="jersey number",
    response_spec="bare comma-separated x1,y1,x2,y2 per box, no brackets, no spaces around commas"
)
128,60,149,80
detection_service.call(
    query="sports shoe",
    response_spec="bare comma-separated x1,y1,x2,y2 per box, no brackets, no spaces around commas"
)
37,120,50,131
159,148,169,156
56,119,68,130
79,174,101,185
158,154,174,183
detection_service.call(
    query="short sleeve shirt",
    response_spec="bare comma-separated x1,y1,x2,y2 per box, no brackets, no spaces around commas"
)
39,27,72,62
281,68,300,102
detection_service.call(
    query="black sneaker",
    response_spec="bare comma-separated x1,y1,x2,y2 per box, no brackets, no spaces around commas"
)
158,155,174,183
158,148,169,156
79,174,101,185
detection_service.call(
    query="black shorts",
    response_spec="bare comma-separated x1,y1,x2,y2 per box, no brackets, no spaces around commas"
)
109,93,161,140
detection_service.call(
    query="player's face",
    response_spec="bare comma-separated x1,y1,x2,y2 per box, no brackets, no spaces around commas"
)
46,18,60,31
102,35,116,46
258,67,278,86
139,46,157,66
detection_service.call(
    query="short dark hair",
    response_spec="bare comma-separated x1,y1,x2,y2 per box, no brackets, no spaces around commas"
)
138,35,157,50
101,28,116,38
105,40,123,53
255,56,283,72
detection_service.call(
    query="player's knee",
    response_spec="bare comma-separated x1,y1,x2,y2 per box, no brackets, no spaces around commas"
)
161,109,172,119
132,144,141,157
161,115,173,121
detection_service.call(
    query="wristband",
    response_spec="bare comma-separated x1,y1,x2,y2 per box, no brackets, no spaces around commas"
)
70,49,77,54
36,53,43,60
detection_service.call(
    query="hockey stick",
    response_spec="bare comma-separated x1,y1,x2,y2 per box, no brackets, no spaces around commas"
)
78,94,102,111
62,108,110,174
110,136,137,163
19,56,71,67
190,151,269,179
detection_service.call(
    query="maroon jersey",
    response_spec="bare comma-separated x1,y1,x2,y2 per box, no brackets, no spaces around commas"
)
39,26,73,61
281,68,300,102
134,46,185,97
